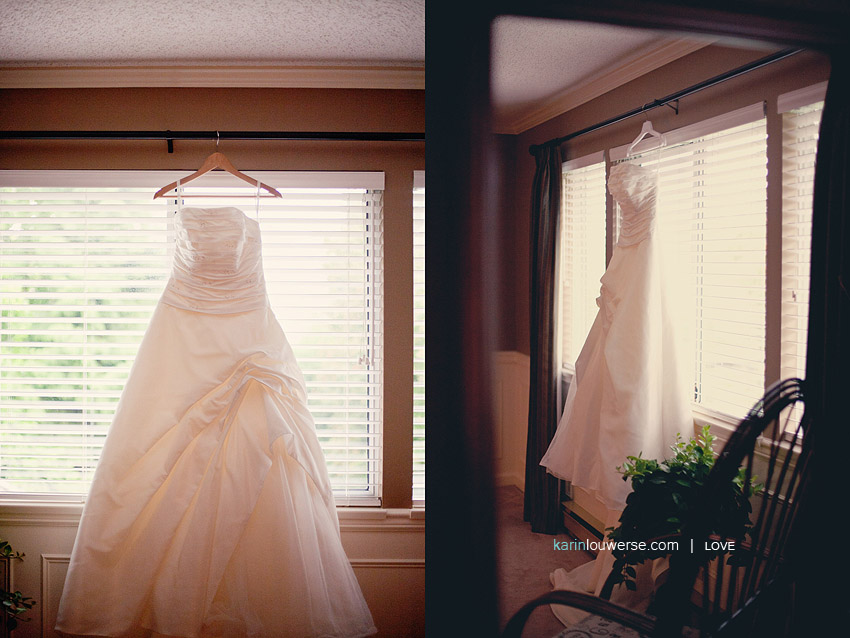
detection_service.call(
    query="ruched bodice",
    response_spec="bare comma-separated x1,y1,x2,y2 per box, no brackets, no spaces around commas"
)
161,207,268,314
608,162,656,246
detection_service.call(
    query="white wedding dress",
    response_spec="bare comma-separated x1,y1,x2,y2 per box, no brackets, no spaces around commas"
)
55,206,377,638
540,162,693,510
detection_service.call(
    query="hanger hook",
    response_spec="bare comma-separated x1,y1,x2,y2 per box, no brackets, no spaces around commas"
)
216,131,220,149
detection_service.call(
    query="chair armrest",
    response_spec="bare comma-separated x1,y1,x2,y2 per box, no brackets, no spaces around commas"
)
502,589,657,637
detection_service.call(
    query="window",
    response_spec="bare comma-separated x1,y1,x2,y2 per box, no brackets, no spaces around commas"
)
611,107,769,419
554,104,769,424
779,88,825,384
0,170,383,505
559,153,607,370
558,92,827,426
412,171,425,503
779,84,825,429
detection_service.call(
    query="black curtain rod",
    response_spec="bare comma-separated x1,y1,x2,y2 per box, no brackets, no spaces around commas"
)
0,130,424,143
529,47,802,155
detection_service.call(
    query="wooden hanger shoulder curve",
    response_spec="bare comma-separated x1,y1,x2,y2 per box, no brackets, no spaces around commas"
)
153,151,282,199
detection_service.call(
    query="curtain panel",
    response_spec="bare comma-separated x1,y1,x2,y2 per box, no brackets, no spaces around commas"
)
806,57,850,441
524,144,563,534
798,53,850,631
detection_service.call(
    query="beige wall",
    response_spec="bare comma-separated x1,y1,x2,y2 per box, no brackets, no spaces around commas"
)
500,45,830,355
0,86,425,509
0,86,425,637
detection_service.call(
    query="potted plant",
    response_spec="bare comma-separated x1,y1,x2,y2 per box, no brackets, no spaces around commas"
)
606,425,759,592
1,539,35,632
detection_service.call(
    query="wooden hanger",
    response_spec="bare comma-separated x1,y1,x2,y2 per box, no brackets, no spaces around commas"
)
627,120,666,157
153,151,282,199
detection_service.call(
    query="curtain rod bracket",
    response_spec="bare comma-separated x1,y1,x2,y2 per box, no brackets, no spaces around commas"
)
666,99,680,115
166,131,174,154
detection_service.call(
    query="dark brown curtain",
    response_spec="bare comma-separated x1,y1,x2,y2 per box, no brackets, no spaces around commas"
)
805,57,850,451
523,144,563,534
797,52,850,631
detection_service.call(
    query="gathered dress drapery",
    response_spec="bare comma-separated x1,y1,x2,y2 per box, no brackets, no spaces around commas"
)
55,207,376,638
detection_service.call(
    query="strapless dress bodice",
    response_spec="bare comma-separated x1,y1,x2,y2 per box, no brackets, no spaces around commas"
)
608,162,657,246
161,207,268,314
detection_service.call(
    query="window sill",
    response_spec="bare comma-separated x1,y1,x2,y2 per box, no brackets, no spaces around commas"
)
0,499,424,528
692,403,801,461
337,507,425,522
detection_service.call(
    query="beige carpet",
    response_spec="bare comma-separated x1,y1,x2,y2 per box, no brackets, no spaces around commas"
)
496,485,593,636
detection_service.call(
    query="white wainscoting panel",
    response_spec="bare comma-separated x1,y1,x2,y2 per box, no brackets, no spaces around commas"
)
40,555,69,638
492,351,531,490
0,505,424,638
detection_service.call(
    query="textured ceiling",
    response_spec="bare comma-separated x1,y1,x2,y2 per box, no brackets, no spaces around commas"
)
0,0,425,66
3,3,716,121
491,16,680,115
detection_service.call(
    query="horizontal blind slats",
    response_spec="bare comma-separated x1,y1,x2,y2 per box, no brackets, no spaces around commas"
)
780,99,822,433
412,182,425,503
626,117,768,418
560,160,607,369
1,178,383,501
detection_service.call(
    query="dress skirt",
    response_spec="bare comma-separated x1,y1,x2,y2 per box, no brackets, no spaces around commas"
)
56,207,376,638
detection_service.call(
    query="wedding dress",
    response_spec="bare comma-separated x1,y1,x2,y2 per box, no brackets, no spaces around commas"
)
55,205,377,638
540,161,693,510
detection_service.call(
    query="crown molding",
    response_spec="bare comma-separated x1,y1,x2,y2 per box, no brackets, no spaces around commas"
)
493,38,713,135
0,64,425,90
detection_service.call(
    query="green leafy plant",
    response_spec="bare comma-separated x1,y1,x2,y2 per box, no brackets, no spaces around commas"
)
1,539,35,632
606,425,760,591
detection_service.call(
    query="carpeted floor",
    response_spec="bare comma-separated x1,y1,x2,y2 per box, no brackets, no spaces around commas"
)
496,485,593,636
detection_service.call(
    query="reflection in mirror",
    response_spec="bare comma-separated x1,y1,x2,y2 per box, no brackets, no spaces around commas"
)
487,15,830,636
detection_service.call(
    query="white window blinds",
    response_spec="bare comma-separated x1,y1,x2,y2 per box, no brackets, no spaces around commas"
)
412,171,425,504
0,180,168,496
559,154,607,369
612,105,768,419
0,171,383,504
780,94,824,384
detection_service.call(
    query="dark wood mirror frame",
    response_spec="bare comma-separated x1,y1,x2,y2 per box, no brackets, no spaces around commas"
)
426,1,849,635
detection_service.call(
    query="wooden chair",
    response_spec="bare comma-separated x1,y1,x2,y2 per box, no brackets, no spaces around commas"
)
503,378,813,637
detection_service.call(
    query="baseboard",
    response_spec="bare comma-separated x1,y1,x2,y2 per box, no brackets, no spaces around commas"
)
562,506,604,555
563,498,605,535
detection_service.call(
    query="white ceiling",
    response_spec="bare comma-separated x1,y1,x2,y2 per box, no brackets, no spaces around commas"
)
0,0,425,66
491,16,715,134
492,17,664,109
2,5,731,133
